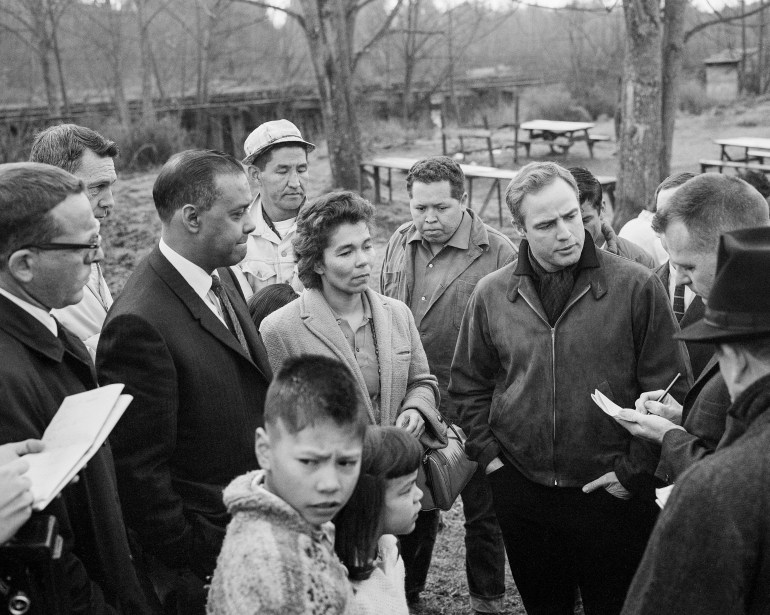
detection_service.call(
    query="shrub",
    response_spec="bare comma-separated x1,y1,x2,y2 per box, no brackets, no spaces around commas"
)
677,80,716,115
99,116,194,171
523,87,592,123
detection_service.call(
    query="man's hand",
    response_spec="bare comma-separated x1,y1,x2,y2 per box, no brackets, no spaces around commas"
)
582,471,631,499
614,408,682,444
0,439,43,466
485,457,504,475
0,457,35,544
635,390,683,423
396,409,426,438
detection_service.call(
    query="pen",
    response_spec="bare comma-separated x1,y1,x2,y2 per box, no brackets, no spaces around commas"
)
655,373,681,403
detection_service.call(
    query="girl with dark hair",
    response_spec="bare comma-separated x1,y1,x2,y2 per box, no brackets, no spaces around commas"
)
334,426,423,615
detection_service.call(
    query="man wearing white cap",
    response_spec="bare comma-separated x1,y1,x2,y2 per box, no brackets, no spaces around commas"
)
239,119,315,297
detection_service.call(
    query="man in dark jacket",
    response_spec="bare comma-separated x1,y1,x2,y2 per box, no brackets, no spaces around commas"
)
0,162,153,614
569,167,656,269
97,151,272,614
450,161,691,615
381,156,516,614
612,174,769,484
622,227,770,615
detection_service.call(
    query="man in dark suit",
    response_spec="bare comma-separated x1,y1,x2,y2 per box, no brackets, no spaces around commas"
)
650,172,711,378
96,150,272,613
611,173,770,484
0,162,153,613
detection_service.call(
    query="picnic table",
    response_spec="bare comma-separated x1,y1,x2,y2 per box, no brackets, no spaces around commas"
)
714,137,770,162
700,137,770,174
359,156,617,226
519,120,608,158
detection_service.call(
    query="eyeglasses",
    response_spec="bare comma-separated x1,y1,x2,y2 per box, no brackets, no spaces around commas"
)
20,235,102,263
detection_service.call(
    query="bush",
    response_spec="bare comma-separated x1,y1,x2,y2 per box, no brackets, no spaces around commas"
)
677,80,716,115
523,87,592,123
99,117,194,172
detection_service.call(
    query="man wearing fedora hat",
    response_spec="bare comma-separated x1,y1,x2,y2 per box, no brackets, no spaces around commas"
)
238,119,315,298
621,226,770,614
611,174,769,485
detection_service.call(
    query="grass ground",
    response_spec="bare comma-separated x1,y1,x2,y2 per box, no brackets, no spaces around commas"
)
102,96,770,614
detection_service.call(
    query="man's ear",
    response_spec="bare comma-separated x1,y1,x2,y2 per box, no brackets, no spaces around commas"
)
460,192,469,209
514,219,527,239
6,250,36,284
255,427,271,469
181,204,200,233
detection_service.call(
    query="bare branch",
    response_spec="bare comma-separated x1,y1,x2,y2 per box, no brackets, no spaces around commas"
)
352,0,406,70
231,0,306,29
684,2,770,42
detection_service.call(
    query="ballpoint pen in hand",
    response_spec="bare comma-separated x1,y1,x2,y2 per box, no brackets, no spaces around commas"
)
655,373,681,403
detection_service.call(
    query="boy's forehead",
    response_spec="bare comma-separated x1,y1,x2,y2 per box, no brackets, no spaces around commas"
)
269,417,364,448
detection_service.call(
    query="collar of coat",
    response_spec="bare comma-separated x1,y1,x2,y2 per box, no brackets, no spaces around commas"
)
720,372,770,448
399,208,490,252
0,293,91,366
508,230,604,302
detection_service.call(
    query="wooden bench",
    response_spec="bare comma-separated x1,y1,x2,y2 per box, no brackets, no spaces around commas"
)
699,159,770,175
441,127,496,166
748,149,770,163
360,156,616,225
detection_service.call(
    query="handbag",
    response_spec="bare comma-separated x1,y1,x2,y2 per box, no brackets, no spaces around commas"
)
417,423,478,512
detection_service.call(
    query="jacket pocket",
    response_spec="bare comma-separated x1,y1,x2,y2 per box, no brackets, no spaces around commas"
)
454,277,482,329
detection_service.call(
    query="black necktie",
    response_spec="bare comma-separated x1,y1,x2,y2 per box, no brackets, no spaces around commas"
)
210,275,253,360
673,283,686,323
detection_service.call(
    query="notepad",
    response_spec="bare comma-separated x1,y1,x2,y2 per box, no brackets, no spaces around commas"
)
23,384,132,510
590,389,625,418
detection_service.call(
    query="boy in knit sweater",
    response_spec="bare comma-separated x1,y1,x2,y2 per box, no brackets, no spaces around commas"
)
207,355,369,615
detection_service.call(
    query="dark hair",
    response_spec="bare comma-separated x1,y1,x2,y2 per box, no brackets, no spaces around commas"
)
0,162,85,265
504,161,578,227
569,166,603,213
152,149,245,224
293,191,376,290
30,124,119,173
248,283,299,330
652,174,770,252
653,172,697,206
334,426,422,581
406,156,465,201
265,354,368,437
739,169,770,199
251,142,309,171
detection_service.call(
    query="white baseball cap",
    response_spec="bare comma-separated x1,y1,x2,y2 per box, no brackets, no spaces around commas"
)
242,119,315,165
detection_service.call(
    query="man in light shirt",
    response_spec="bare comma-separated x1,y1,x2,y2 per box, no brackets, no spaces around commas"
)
30,124,119,357
239,119,315,298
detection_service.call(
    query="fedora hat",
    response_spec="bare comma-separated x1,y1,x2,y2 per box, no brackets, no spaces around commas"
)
242,119,315,165
676,226,770,344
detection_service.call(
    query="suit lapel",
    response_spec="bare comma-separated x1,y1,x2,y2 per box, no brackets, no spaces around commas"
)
149,249,258,366
301,289,377,423
682,353,720,421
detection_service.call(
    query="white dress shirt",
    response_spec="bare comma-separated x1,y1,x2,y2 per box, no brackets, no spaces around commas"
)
159,239,228,326
668,262,696,311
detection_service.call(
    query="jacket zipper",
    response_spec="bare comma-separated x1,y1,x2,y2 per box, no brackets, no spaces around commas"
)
521,285,591,487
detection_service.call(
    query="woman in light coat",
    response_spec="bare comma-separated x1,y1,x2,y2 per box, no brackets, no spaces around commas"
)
260,191,445,442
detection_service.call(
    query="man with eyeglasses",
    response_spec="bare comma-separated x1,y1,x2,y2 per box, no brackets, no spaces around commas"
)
30,123,119,357
0,162,155,613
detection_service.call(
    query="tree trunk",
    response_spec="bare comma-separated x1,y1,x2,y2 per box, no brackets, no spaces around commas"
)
134,0,156,121
615,0,663,231
48,1,69,116
302,0,362,191
660,0,686,178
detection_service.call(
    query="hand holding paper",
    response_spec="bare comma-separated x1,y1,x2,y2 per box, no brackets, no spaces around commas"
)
592,389,682,444
22,384,132,510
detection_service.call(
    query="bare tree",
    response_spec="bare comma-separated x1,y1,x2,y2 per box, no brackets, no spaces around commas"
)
0,0,74,114
235,0,406,190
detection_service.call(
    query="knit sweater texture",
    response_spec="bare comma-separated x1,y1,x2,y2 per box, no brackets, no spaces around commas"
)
207,470,353,615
